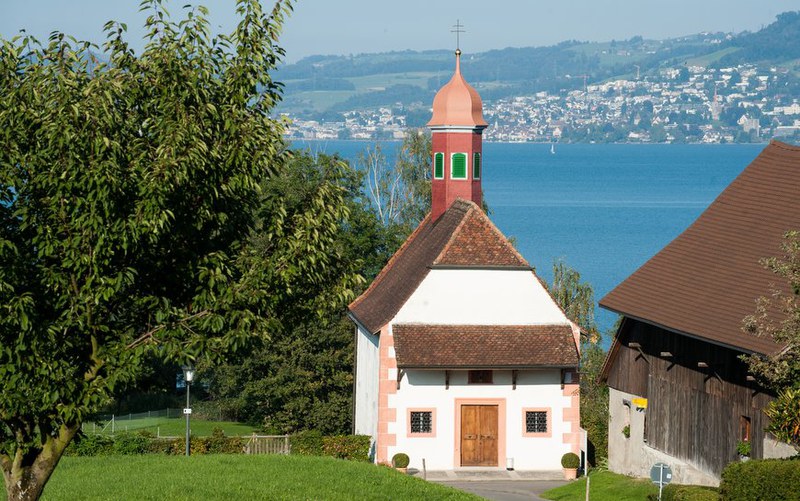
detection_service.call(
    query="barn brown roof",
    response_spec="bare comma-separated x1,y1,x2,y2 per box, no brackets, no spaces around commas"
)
393,324,579,368
348,199,529,333
600,140,800,355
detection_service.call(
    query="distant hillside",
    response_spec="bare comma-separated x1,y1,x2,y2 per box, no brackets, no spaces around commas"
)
716,11,800,66
276,11,800,122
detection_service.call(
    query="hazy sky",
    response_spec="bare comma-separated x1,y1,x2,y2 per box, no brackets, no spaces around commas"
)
1,1,798,63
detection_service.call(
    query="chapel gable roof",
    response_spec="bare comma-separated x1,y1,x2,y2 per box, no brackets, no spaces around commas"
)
393,324,579,368
600,140,800,356
348,199,529,333
434,205,529,267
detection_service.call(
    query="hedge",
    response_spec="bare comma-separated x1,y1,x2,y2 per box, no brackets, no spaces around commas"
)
719,458,800,501
66,428,244,456
67,429,371,462
290,430,324,456
290,431,370,462
321,435,371,462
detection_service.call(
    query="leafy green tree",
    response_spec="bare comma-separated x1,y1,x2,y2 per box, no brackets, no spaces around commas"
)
742,231,800,389
202,151,394,433
0,2,358,499
360,129,432,231
549,260,599,343
742,231,800,449
548,261,609,464
394,129,433,227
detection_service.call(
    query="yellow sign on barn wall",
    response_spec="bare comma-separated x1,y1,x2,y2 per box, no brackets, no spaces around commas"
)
632,398,648,409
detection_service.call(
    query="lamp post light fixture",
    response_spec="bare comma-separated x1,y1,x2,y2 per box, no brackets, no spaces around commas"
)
182,365,195,457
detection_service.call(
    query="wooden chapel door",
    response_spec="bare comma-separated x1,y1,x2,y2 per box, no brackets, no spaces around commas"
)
460,405,498,466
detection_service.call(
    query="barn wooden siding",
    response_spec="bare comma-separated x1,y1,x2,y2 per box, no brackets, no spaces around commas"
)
607,319,773,476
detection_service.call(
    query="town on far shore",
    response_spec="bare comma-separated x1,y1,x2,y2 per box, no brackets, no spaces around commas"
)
285,61,800,145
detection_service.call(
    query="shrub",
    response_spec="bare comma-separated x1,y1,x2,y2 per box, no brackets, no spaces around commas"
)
622,424,631,438
719,458,800,500
322,435,371,462
291,430,324,456
764,387,800,449
169,436,209,455
392,453,410,468
392,452,411,468
561,452,580,469
648,484,719,501
66,434,114,456
113,432,152,455
147,438,176,455
203,428,244,454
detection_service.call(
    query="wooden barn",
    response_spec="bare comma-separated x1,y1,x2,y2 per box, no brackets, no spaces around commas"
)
599,140,799,486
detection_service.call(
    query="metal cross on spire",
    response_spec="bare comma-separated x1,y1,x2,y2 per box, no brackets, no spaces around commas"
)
451,20,465,51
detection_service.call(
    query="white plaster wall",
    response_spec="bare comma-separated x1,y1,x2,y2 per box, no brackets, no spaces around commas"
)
608,387,718,487
388,369,573,471
354,325,379,448
392,269,569,326
763,435,797,459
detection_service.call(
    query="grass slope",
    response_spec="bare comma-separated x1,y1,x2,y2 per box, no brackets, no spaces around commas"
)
82,418,258,437
541,471,658,501
6,455,479,501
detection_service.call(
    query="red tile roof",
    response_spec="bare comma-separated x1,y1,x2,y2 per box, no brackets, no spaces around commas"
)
435,206,529,267
600,140,800,355
348,199,529,333
393,324,579,368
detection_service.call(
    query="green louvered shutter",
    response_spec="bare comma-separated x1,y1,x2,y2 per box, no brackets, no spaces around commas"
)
434,153,444,179
451,153,467,179
473,152,481,179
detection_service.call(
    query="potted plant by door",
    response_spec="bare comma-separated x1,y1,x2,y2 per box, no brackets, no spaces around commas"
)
736,440,751,461
561,452,580,480
392,453,410,474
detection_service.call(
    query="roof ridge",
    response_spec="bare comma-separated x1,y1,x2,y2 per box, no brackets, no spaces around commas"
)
433,198,530,267
477,203,531,267
393,322,572,328
599,141,791,355
348,213,432,311
769,139,800,152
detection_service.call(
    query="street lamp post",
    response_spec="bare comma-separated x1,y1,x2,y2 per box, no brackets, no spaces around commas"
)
182,365,195,457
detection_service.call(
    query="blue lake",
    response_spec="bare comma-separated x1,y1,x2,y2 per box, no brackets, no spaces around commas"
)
293,140,766,335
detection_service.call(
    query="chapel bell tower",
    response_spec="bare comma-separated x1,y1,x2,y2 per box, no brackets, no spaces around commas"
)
427,46,488,221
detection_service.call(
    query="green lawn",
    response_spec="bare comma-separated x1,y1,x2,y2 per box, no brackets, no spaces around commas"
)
541,471,658,501
8,455,478,500
82,417,258,437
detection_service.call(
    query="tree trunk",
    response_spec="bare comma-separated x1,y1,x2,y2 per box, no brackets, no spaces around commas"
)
2,424,79,501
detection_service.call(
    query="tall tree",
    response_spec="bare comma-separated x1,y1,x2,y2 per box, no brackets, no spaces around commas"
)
549,260,600,343
547,261,609,464
0,2,357,499
360,129,432,231
202,151,389,434
742,230,800,449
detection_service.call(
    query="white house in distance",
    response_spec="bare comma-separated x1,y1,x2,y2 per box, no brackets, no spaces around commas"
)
348,48,584,472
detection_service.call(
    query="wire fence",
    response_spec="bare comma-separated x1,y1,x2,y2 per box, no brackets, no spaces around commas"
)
81,408,239,437
80,410,293,455
81,408,186,435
